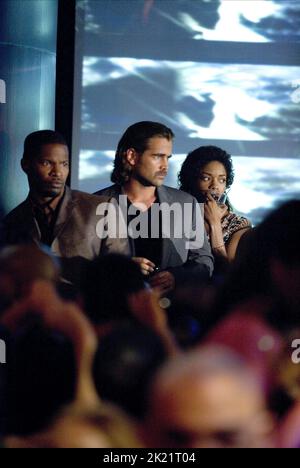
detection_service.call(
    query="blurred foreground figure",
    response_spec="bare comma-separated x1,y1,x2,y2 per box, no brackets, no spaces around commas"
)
0,245,59,315
204,201,300,420
0,280,143,447
145,347,274,448
92,322,169,419
4,404,143,448
213,200,300,327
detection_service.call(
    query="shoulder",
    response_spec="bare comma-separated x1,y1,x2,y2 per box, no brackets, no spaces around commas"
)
70,189,111,208
159,186,197,204
93,184,120,198
226,212,252,229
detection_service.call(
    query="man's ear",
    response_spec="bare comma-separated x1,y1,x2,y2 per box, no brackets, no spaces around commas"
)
125,148,139,167
21,158,29,174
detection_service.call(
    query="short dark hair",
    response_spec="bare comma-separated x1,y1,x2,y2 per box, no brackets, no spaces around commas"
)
81,253,146,325
93,322,168,419
111,121,174,185
23,130,68,161
178,145,234,197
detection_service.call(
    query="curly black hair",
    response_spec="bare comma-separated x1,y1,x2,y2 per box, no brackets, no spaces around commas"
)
178,145,234,198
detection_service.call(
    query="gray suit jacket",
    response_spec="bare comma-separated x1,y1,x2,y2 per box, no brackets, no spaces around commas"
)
2,187,113,285
95,184,214,280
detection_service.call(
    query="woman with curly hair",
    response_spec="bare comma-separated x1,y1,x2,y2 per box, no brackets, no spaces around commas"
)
178,146,251,263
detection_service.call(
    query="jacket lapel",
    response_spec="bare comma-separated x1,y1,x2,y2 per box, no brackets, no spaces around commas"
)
156,186,171,269
52,187,76,243
110,185,135,256
22,198,41,245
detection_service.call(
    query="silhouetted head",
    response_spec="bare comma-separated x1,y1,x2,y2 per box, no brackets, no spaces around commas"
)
93,322,168,419
6,322,76,436
81,254,146,325
146,347,273,448
213,200,300,330
0,245,60,315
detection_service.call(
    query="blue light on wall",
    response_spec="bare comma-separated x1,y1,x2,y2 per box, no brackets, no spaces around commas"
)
0,0,58,213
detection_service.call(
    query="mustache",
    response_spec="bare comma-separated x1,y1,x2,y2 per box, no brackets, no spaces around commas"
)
156,171,168,177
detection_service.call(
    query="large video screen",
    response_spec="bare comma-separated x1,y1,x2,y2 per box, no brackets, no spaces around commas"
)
72,0,300,225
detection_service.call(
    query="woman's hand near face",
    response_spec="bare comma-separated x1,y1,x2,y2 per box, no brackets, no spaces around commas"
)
204,193,228,228
204,194,228,259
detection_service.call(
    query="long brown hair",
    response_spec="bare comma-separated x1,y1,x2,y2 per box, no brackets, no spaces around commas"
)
111,121,174,185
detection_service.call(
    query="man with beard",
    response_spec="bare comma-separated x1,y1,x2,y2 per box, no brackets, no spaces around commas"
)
95,121,213,295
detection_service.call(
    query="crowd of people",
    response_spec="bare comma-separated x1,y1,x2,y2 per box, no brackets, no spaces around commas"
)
0,121,299,448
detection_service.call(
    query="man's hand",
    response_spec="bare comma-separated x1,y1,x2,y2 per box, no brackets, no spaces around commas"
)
149,271,175,296
132,257,156,276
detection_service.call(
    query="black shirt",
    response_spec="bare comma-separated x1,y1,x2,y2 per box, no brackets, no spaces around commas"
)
127,199,162,268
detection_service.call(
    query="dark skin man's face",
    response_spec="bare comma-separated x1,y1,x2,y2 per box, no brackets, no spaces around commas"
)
22,143,69,199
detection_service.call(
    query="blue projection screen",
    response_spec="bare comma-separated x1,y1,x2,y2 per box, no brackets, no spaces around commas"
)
72,0,300,225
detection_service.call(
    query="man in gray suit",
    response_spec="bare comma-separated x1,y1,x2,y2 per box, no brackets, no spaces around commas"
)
2,130,109,286
95,121,213,295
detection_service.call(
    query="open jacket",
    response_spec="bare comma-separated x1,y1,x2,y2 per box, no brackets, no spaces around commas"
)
95,184,214,281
